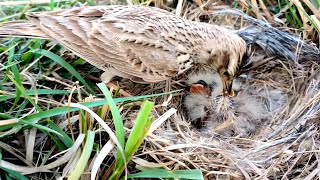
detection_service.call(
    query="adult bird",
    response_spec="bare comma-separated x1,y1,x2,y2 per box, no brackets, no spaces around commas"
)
0,5,247,96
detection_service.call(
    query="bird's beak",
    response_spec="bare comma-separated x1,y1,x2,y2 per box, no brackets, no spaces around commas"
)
220,76,234,97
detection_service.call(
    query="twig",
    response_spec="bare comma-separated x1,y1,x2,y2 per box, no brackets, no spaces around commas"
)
258,0,273,22
201,0,215,11
107,82,133,97
301,0,320,19
175,0,184,16
250,0,262,20
290,0,312,38
238,0,249,9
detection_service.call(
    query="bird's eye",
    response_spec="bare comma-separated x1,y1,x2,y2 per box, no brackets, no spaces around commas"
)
223,71,230,76
206,50,211,54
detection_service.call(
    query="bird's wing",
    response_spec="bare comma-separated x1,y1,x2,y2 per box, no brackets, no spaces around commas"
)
87,6,196,82
25,7,107,70
26,6,195,82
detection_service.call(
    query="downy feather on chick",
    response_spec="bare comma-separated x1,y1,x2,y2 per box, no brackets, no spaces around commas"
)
183,71,274,136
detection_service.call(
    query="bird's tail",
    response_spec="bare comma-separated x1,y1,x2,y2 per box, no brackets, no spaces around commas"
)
211,9,320,62
0,21,48,39
236,26,320,62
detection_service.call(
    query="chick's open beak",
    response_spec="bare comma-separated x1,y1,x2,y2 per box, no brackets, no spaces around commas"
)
220,76,235,97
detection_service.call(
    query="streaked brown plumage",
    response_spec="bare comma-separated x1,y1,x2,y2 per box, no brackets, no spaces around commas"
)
0,5,247,94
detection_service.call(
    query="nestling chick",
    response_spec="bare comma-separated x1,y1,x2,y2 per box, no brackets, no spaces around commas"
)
183,71,269,136
184,79,212,128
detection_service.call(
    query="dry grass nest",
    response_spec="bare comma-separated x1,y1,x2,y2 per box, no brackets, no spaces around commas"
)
150,61,318,179
129,57,320,179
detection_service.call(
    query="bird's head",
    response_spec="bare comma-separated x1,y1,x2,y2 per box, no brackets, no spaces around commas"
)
204,44,248,97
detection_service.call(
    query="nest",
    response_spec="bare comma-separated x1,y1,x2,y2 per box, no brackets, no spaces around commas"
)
141,55,320,180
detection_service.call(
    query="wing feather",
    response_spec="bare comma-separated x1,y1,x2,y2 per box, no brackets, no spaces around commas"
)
92,7,190,80
25,6,203,82
27,11,114,70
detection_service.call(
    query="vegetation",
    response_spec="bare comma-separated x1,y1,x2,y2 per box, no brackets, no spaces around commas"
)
0,0,319,179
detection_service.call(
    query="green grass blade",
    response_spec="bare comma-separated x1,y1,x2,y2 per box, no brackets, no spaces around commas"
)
7,75,42,112
50,0,55,11
9,64,22,112
0,61,20,71
97,83,125,170
47,120,73,148
14,100,28,118
18,119,62,137
310,0,319,9
0,113,14,119
0,13,21,22
0,126,22,139
0,90,181,131
0,89,71,102
110,100,154,179
125,101,153,156
128,167,204,180
5,173,13,180
293,2,320,33
8,45,22,111
45,131,66,150
68,130,95,180
0,167,29,180
23,90,180,123
37,49,95,94
287,3,303,28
